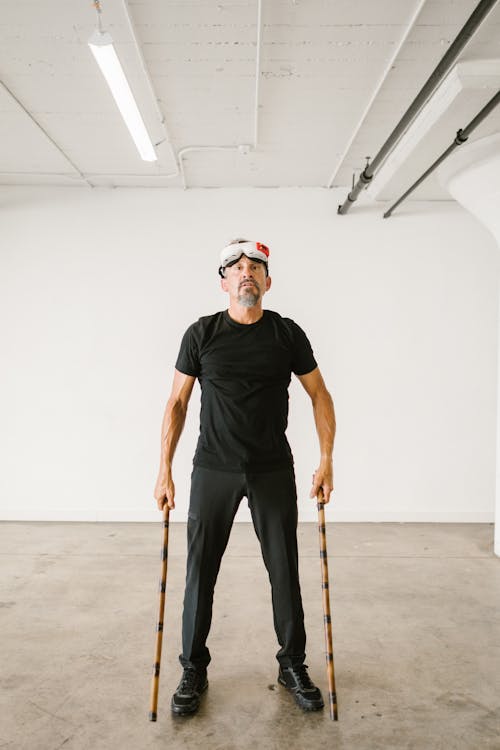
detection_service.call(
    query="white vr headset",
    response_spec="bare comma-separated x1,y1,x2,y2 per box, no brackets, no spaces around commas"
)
219,241,270,277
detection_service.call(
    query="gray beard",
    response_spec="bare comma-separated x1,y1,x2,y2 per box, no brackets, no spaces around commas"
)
237,287,260,307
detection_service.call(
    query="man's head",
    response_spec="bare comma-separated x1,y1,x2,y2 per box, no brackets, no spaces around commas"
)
219,238,271,308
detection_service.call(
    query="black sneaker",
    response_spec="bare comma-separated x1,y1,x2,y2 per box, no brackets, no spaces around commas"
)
171,667,208,716
278,664,324,711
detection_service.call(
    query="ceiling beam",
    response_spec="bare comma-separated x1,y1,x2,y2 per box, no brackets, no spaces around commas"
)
0,79,93,188
326,0,428,189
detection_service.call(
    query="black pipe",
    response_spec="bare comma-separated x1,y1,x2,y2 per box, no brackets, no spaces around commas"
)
383,89,500,217
337,0,499,215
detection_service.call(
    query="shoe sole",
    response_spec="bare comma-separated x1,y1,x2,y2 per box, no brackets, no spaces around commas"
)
170,680,208,716
277,675,324,712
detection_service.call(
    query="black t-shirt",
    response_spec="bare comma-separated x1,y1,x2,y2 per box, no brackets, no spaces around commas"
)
175,309,317,473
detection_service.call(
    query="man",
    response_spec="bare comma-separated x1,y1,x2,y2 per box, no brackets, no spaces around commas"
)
154,238,336,716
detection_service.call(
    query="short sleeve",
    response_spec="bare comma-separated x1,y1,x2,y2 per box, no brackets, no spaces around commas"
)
289,320,317,376
175,323,201,377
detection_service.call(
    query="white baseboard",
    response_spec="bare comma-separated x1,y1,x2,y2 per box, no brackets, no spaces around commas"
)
0,509,495,523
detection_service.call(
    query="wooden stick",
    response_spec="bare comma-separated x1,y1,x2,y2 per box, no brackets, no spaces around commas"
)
149,503,170,721
317,488,338,720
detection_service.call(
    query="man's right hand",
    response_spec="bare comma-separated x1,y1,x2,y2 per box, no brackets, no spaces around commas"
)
154,472,175,511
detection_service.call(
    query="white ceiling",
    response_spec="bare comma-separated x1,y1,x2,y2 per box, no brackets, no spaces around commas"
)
0,0,499,201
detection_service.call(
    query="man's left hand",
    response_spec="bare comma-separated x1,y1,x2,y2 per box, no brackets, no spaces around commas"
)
309,461,334,503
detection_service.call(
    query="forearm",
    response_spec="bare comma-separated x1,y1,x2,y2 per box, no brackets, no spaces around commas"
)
158,397,187,473
312,389,336,462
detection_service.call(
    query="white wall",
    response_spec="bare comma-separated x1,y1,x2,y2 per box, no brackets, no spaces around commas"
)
437,133,500,555
1,186,498,523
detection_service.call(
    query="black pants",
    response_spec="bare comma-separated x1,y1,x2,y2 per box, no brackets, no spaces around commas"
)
180,465,306,671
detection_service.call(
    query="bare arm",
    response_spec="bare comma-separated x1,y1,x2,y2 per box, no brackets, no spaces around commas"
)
296,367,336,503
154,369,196,510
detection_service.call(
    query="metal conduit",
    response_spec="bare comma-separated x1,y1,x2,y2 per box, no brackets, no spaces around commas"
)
337,0,499,215
383,89,500,217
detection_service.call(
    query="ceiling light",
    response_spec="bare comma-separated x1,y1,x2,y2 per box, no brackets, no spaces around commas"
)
88,29,157,162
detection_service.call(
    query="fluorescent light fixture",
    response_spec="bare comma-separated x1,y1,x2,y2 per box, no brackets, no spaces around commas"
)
88,29,157,162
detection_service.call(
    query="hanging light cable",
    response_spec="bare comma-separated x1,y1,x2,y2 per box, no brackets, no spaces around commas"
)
88,0,157,162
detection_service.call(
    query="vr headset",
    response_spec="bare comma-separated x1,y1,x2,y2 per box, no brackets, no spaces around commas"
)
218,241,270,278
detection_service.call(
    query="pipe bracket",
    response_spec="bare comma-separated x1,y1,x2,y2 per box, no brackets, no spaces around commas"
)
455,128,469,146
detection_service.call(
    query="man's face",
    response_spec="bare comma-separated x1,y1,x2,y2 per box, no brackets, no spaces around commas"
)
220,254,271,307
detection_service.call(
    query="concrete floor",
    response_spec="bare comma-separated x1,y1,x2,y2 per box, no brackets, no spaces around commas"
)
0,521,499,750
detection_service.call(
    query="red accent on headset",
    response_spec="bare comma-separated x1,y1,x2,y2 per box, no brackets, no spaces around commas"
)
256,242,269,257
